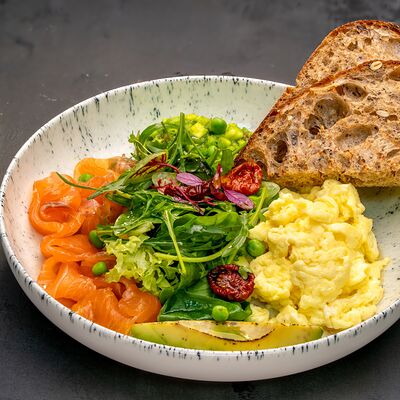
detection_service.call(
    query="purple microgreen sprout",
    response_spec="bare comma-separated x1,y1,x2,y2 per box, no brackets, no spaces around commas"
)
223,189,254,210
176,172,204,186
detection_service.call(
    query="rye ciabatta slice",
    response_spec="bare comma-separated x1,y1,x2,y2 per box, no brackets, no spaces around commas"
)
237,60,400,187
272,20,400,114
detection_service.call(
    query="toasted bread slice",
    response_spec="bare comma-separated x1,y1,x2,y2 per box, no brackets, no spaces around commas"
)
237,60,400,187
271,20,400,118
296,20,400,88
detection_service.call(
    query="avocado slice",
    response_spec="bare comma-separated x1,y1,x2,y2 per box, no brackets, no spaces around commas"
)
130,321,323,351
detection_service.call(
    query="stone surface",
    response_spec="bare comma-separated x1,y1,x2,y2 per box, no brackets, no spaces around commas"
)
0,0,399,398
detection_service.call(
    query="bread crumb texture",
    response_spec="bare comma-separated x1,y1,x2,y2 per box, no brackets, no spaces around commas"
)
241,61,400,187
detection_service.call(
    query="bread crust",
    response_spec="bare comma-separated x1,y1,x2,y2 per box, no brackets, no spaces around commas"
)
238,21,400,166
238,60,400,187
296,20,400,87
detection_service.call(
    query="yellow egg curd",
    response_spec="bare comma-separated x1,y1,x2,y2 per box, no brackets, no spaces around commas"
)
249,179,389,330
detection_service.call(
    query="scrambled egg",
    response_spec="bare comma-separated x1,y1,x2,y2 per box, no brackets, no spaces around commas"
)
249,180,389,330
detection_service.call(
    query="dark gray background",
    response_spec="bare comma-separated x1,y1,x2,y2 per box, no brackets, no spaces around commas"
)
1,0,399,399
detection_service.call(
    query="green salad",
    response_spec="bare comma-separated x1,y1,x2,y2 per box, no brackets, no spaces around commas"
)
61,113,280,322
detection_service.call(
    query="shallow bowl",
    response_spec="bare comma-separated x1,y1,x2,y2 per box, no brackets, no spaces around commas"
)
0,76,399,381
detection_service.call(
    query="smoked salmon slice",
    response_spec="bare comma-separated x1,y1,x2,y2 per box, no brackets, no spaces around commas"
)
73,156,134,181
29,173,84,237
46,262,96,302
37,256,63,286
118,278,161,323
40,234,97,260
79,252,116,277
31,157,160,335
71,280,161,335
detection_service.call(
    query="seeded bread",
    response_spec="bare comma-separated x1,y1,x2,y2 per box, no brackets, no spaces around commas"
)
296,20,400,88
271,20,400,117
237,60,400,187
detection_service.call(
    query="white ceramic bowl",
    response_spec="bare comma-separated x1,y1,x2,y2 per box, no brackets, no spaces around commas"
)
0,76,399,381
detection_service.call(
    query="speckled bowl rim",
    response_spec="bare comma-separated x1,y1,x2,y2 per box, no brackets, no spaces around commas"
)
0,75,399,363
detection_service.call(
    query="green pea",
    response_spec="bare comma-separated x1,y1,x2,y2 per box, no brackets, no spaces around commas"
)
78,173,93,182
210,117,227,135
212,305,229,322
89,230,104,249
247,239,266,257
92,261,108,276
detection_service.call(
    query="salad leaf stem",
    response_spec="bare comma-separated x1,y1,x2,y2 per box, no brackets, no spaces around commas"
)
56,173,96,190
163,209,186,275
114,190,134,199
226,249,238,264
154,240,233,263
86,152,168,199
182,124,212,170
168,113,185,166
249,185,268,227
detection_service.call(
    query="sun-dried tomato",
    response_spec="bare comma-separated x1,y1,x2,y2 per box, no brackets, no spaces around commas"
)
207,264,255,302
221,162,263,195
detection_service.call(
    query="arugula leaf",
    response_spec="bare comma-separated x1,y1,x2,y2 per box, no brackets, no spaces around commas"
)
132,113,215,179
146,210,248,260
132,122,178,158
112,212,159,237
129,135,151,159
248,181,280,226
165,113,185,167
